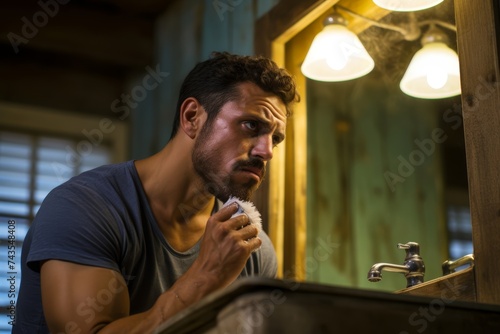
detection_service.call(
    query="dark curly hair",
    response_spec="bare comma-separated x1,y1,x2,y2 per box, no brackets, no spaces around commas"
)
169,52,299,139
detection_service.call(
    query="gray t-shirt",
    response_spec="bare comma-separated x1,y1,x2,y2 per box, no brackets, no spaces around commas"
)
13,161,277,334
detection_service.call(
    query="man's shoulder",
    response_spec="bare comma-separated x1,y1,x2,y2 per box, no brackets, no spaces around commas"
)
250,229,278,278
257,229,275,256
53,160,135,193
40,160,141,217
73,160,134,182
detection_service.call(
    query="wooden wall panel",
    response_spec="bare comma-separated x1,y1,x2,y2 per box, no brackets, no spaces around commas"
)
455,0,500,304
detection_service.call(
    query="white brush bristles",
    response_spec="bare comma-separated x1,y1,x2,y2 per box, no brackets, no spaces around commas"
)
222,196,263,233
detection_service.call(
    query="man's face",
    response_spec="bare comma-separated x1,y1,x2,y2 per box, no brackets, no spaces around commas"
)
192,82,287,202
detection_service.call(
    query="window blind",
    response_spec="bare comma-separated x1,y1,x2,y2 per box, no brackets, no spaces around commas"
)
0,130,111,332
447,205,474,261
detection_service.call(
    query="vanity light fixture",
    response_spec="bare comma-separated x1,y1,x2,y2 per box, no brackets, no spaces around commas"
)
400,25,461,99
302,5,460,99
301,12,375,82
373,0,444,12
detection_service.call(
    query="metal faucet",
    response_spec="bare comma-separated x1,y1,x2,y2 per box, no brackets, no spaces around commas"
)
367,242,425,288
442,254,474,275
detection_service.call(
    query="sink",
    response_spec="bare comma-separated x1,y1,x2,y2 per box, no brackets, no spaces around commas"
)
154,277,500,333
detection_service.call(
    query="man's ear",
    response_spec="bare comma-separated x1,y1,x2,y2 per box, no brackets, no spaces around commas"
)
179,97,206,139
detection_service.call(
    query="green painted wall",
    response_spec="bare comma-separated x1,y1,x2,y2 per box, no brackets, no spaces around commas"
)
306,68,447,292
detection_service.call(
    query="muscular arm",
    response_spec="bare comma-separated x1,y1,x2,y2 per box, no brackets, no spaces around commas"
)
40,203,261,334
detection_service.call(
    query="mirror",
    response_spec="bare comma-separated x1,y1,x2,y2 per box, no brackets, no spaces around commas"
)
283,0,471,291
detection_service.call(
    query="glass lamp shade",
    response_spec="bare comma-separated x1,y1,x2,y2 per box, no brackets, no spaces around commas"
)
301,25,374,82
373,0,444,12
400,42,461,99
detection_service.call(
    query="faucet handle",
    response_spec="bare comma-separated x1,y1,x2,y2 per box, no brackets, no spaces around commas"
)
367,242,425,288
442,254,474,275
397,242,421,259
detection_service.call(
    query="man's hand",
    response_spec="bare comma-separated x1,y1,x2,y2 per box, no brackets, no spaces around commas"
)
190,201,262,289
153,202,262,324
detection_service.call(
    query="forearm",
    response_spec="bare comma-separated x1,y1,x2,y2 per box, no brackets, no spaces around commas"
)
98,269,220,334
96,307,165,334
97,291,189,334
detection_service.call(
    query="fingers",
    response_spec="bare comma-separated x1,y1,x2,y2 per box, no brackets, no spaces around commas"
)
236,222,259,240
244,235,262,250
207,203,260,250
224,213,260,240
213,202,240,221
210,203,252,230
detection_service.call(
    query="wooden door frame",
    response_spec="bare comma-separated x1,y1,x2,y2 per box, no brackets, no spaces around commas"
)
454,0,500,304
255,0,339,280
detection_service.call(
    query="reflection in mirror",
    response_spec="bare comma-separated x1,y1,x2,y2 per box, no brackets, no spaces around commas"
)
303,0,472,292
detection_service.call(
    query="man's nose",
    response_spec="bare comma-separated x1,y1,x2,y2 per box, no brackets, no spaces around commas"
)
251,135,274,161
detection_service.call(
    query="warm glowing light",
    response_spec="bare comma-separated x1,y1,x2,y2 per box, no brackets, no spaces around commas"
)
426,65,447,89
373,0,444,12
301,25,374,82
400,42,461,99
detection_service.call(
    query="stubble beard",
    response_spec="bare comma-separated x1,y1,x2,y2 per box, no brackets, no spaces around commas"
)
192,125,262,202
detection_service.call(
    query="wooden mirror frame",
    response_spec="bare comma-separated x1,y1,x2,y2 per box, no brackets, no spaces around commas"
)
255,0,500,304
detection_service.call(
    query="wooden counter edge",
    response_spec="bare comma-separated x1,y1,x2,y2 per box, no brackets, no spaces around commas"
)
395,267,476,302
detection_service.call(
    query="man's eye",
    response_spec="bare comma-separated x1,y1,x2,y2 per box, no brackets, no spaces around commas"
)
272,135,283,147
243,121,258,131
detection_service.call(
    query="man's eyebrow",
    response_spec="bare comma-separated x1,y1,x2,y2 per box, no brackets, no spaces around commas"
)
256,106,286,123
247,105,286,136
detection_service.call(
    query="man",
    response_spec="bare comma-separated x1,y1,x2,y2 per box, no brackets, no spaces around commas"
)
13,52,298,333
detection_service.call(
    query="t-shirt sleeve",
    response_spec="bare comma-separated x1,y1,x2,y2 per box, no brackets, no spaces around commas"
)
257,230,278,278
26,183,122,272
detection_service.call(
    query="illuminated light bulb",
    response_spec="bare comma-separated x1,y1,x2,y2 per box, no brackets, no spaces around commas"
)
426,67,448,89
301,23,374,82
373,0,444,12
325,46,348,70
400,42,460,99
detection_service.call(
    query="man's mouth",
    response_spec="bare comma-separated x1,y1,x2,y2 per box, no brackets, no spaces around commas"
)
240,166,263,179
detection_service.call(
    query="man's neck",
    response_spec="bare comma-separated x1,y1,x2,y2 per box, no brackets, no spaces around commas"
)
134,139,215,251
